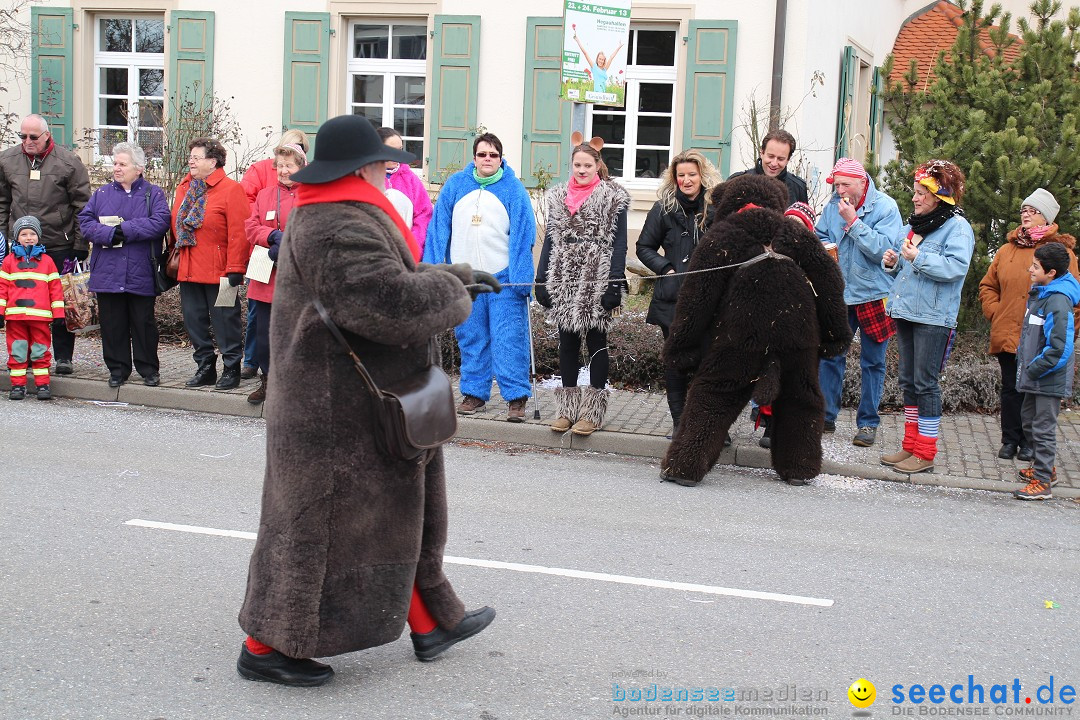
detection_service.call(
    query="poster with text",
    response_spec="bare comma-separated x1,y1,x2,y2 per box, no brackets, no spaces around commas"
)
561,0,631,106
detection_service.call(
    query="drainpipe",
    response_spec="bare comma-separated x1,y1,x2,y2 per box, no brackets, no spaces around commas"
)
769,0,788,130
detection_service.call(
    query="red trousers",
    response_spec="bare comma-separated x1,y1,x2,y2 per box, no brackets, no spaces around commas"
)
5,319,53,386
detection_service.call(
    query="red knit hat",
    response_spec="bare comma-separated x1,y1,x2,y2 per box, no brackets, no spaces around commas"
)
784,202,817,231
826,157,867,184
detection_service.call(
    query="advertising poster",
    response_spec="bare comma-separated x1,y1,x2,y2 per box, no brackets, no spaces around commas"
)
561,0,631,106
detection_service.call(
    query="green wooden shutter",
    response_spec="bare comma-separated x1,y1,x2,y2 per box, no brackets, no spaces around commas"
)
30,7,74,147
681,21,738,178
521,17,571,188
282,12,330,142
834,45,856,161
428,15,480,181
869,65,884,156
168,11,215,112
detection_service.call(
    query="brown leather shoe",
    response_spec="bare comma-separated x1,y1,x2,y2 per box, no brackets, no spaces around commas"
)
240,365,258,380
893,455,934,474
880,448,912,466
247,375,267,404
456,395,486,415
507,398,527,422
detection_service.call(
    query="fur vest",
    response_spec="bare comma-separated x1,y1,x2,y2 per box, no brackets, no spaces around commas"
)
541,180,630,333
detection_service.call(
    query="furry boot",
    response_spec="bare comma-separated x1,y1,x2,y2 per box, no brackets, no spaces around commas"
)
571,386,608,436
551,386,581,432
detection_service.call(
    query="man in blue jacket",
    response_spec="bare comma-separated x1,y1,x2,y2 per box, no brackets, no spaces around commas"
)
816,158,902,447
425,133,536,422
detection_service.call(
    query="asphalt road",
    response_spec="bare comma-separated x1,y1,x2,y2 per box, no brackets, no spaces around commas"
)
2,400,1078,720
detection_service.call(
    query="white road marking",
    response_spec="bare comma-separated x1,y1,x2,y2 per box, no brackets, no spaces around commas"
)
125,519,834,607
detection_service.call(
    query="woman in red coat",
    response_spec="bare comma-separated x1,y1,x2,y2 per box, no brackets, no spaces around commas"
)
242,143,305,404
172,137,251,390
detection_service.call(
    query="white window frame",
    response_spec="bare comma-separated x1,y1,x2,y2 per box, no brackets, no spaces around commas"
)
93,14,165,162
345,21,427,166
586,25,678,189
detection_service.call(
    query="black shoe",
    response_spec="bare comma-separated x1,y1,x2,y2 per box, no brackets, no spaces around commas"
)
759,420,772,448
54,360,74,375
823,420,836,433
185,361,217,387
240,365,258,380
108,375,128,388
143,374,160,387
236,646,334,687
783,476,809,486
411,606,496,661
1017,446,1034,462
9,386,25,401
723,432,732,448
215,366,241,390
998,443,1018,459
36,384,51,401
660,470,701,487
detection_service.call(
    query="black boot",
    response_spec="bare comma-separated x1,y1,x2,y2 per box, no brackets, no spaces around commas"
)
664,368,687,440
759,416,772,449
215,364,241,390
411,606,496,661
185,358,217,387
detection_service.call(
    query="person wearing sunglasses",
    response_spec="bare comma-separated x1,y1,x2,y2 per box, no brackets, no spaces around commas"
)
424,133,537,423
0,114,91,376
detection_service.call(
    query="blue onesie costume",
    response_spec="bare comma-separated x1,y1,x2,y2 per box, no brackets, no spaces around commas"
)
425,160,536,404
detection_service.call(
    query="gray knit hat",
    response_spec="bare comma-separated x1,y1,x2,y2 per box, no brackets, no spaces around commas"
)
12,215,42,241
1023,188,1059,224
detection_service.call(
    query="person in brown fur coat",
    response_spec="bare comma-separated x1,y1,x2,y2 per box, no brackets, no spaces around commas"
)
236,115,499,687
660,174,852,487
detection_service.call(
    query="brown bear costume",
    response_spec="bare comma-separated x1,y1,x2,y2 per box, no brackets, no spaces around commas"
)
661,174,852,486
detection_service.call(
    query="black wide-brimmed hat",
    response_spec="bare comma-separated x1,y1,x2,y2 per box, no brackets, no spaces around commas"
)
290,114,415,184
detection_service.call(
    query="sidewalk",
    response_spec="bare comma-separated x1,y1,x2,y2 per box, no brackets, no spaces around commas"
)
4,333,1078,499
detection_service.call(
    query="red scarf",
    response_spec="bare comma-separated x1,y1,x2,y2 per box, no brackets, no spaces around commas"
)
295,175,421,261
23,137,55,163
565,174,602,215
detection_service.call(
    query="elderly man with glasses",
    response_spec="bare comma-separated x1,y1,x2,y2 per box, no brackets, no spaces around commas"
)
424,133,536,422
0,114,92,375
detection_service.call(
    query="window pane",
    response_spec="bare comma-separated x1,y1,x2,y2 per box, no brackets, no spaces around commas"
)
98,129,128,157
137,129,164,159
139,68,164,97
639,83,673,113
602,147,624,177
635,148,669,178
635,31,676,66
101,67,128,95
100,19,132,53
352,74,384,104
138,99,163,128
351,106,383,124
354,24,389,59
627,31,635,65
392,26,427,60
100,98,129,126
591,113,626,144
637,115,672,146
394,108,425,138
394,76,425,105
135,19,164,54
404,139,424,168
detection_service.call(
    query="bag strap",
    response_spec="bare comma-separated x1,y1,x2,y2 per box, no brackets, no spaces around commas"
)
310,298,383,398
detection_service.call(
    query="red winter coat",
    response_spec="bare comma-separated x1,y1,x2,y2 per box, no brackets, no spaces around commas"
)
0,249,64,322
171,167,251,285
244,182,297,303
241,158,276,206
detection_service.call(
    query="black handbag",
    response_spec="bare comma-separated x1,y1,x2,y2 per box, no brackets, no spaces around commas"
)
312,299,457,461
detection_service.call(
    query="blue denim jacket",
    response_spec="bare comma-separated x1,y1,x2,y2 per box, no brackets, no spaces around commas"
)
815,179,903,305
884,214,975,328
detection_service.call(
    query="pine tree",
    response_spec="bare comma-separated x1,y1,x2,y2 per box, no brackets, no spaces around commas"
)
879,0,1080,329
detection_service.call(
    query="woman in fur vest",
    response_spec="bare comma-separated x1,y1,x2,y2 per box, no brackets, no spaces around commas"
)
978,188,1079,462
236,115,499,687
535,139,630,435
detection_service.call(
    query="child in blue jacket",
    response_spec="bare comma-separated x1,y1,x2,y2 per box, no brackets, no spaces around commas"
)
1013,242,1080,499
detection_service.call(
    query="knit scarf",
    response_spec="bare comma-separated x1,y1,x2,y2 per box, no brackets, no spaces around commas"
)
473,166,504,187
175,177,208,248
675,187,703,216
908,202,962,237
565,173,602,215
295,174,421,261
1015,222,1056,248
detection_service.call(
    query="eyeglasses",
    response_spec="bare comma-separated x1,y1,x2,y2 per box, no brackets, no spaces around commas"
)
17,132,47,141
474,152,501,159
1020,206,1042,216
188,155,208,161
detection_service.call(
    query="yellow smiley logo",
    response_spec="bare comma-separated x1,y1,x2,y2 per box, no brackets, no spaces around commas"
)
848,678,876,708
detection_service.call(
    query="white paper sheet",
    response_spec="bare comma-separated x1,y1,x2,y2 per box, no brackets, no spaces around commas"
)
245,244,275,284
214,276,239,307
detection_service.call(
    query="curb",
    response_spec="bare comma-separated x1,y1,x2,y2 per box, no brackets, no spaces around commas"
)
21,379,1080,501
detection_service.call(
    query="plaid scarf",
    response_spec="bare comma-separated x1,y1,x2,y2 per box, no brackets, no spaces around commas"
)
855,299,895,342
175,177,208,248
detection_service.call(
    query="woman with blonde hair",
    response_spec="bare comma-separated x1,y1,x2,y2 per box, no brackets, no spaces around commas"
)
635,149,721,432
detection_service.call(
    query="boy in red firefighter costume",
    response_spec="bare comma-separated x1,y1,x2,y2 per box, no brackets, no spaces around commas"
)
0,215,65,400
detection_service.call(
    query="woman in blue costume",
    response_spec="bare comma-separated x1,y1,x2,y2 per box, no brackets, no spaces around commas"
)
425,133,537,422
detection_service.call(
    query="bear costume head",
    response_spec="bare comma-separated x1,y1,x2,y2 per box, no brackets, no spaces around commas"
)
710,174,790,220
